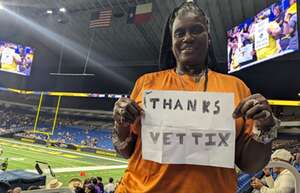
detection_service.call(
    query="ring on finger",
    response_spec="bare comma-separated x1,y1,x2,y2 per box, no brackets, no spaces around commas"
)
252,99,260,106
262,110,271,118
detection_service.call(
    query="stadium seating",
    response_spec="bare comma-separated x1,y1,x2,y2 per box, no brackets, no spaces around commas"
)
237,171,263,193
51,126,114,150
0,105,114,150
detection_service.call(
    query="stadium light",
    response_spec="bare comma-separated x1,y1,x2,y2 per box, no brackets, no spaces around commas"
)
0,3,4,10
59,7,66,13
46,9,53,14
3,6,132,87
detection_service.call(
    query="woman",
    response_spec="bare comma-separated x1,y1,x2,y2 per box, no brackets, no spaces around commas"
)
112,2,277,193
84,184,96,193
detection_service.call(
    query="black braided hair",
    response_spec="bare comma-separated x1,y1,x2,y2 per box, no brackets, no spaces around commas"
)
158,1,219,91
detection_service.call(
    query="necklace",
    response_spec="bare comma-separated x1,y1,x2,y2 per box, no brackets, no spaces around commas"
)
176,69,204,91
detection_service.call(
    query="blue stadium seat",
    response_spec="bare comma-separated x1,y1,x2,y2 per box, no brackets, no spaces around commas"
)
51,126,113,150
237,171,263,193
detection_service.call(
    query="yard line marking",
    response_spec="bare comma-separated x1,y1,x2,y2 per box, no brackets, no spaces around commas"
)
26,165,128,173
0,138,128,164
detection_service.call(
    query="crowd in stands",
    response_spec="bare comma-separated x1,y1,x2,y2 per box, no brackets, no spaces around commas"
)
52,127,113,150
14,132,48,140
0,104,114,151
14,126,114,150
272,139,300,149
0,105,58,135
0,105,35,134
273,106,300,121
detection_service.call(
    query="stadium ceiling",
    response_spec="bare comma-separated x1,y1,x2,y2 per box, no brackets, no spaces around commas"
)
0,0,279,68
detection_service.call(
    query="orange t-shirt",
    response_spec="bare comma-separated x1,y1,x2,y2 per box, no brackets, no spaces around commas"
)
115,69,253,193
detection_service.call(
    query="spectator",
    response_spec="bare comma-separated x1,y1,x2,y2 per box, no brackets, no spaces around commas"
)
83,178,91,189
112,1,277,193
46,178,63,189
84,184,96,193
251,149,295,193
68,178,83,192
96,177,104,193
91,178,101,193
12,187,21,193
104,177,115,193
285,13,298,51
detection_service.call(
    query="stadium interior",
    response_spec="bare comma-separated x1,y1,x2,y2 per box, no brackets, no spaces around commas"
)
0,0,299,193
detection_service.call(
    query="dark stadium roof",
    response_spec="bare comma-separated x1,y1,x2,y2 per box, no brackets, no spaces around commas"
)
0,0,299,101
0,0,272,65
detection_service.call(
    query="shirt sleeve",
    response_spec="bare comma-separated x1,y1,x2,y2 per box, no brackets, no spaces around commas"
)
129,75,145,135
130,75,144,102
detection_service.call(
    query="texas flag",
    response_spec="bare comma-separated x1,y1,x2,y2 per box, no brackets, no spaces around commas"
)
127,3,153,25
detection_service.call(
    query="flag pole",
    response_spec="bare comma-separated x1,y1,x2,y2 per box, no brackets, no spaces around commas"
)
83,29,96,74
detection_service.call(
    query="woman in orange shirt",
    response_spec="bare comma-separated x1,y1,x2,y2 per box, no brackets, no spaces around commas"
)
112,2,278,193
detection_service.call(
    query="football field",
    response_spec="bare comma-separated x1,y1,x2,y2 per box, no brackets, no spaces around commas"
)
0,138,127,186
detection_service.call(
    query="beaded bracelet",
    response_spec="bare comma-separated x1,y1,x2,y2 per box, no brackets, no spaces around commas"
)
112,121,132,150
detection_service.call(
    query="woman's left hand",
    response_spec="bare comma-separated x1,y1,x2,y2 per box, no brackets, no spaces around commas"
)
232,93,276,131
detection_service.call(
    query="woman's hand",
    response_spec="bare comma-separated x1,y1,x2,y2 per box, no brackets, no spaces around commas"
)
113,97,143,128
112,97,142,158
232,94,276,130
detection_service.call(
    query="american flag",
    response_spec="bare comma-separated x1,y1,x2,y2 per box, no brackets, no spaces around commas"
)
89,9,112,28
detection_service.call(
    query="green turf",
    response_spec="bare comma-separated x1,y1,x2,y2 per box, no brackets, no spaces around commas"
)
0,138,127,187
56,168,126,186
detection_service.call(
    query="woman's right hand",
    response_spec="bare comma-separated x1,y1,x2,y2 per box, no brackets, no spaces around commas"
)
113,97,143,128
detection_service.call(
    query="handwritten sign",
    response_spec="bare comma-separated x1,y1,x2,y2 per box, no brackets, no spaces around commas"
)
142,90,235,168
255,18,270,50
1,47,15,65
238,43,254,64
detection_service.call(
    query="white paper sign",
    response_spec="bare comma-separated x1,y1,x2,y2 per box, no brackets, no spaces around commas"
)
237,43,254,63
141,90,235,168
1,47,15,64
255,18,270,50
